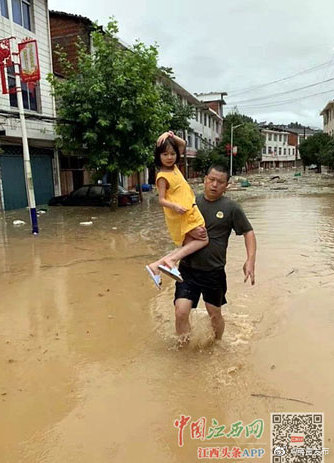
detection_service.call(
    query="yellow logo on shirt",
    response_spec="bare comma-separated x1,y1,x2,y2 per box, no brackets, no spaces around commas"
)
216,211,224,219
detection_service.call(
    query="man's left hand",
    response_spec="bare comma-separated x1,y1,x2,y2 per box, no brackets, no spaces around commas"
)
243,259,255,285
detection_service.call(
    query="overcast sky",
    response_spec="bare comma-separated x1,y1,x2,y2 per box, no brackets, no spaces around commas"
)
48,0,334,129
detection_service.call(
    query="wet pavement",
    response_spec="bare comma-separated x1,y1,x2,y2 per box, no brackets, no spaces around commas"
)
0,170,334,462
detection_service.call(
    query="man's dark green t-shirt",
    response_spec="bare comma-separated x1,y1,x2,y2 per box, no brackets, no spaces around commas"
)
181,194,253,271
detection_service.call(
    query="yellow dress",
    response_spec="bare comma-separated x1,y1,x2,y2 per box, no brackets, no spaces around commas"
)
156,166,205,246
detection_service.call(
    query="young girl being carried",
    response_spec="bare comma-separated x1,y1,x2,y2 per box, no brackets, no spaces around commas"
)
146,131,208,289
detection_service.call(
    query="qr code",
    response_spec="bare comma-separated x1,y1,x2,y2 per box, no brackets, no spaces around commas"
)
271,413,325,463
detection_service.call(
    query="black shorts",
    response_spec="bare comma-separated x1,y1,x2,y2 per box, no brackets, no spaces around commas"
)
174,263,227,309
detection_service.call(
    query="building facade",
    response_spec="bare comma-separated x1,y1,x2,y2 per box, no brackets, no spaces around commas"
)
260,127,297,168
49,10,95,194
0,0,58,211
170,84,224,177
320,100,334,136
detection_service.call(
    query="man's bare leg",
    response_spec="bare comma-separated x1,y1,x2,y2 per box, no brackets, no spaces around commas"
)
174,298,192,345
205,303,225,340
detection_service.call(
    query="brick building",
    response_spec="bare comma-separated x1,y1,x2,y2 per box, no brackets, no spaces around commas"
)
49,10,93,77
49,11,95,194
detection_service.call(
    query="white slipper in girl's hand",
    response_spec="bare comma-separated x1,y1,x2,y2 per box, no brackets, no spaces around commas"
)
158,265,183,283
145,265,162,290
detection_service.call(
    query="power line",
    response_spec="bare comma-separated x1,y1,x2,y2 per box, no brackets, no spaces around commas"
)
226,88,334,110
227,77,334,105
227,60,333,96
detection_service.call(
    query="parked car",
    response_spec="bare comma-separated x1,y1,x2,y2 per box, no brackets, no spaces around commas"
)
48,184,140,207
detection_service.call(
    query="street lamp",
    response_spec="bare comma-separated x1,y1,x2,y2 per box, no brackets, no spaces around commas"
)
230,123,244,177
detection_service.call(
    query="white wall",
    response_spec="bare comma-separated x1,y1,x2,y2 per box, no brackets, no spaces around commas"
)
322,105,334,136
261,130,296,162
0,0,56,140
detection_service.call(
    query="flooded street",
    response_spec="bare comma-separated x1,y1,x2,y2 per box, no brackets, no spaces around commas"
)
1,171,334,462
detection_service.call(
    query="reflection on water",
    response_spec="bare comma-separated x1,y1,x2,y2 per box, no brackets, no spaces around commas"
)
0,172,334,462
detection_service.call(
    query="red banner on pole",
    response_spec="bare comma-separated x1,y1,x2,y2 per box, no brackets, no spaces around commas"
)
0,37,14,94
18,39,40,86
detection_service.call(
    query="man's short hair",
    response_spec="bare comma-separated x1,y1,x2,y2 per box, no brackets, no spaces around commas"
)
207,164,230,181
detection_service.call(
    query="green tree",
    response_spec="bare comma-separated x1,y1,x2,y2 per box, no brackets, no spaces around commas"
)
299,132,331,173
48,20,171,208
158,82,194,133
192,147,228,176
320,136,334,170
217,112,264,174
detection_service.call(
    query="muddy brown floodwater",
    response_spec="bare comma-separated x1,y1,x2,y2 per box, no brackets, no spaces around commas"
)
0,171,334,463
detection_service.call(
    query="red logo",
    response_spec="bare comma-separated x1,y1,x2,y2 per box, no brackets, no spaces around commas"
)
291,436,304,443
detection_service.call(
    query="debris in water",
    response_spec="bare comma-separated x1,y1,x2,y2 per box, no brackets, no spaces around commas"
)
227,366,239,375
80,221,93,226
13,220,25,226
286,269,296,276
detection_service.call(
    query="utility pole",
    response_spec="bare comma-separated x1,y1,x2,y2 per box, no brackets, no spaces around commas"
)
230,123,243,177
7,0,38,234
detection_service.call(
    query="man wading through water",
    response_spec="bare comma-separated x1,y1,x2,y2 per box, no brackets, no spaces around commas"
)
174,165,256,345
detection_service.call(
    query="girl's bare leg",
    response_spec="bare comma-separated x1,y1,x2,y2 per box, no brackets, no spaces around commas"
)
148,228,208,274
148,247,184,274
163,233,208,269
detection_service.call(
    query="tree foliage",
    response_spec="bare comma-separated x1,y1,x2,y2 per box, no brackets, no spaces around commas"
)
192,148,228,176
217,112,265,173
48,20,172,179
322,137,334,169
158,84,194,132
299,132,332,171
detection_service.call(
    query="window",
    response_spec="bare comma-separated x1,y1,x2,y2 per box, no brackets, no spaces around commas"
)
284,148,286,155
7,65,38,111
208,116,211,128
288,148,290,155
195,134,199,150
274,134,277,141
0,0,8,17
204,114,207,126
279,134,282,142
187,135,192,147
274,146,277,153
268,133,272,141
12,0,31,29
195,109,198,122
199,111,202,124
88,186,104,198
262,147,266,154
268,146,272,153
279,147,282,155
